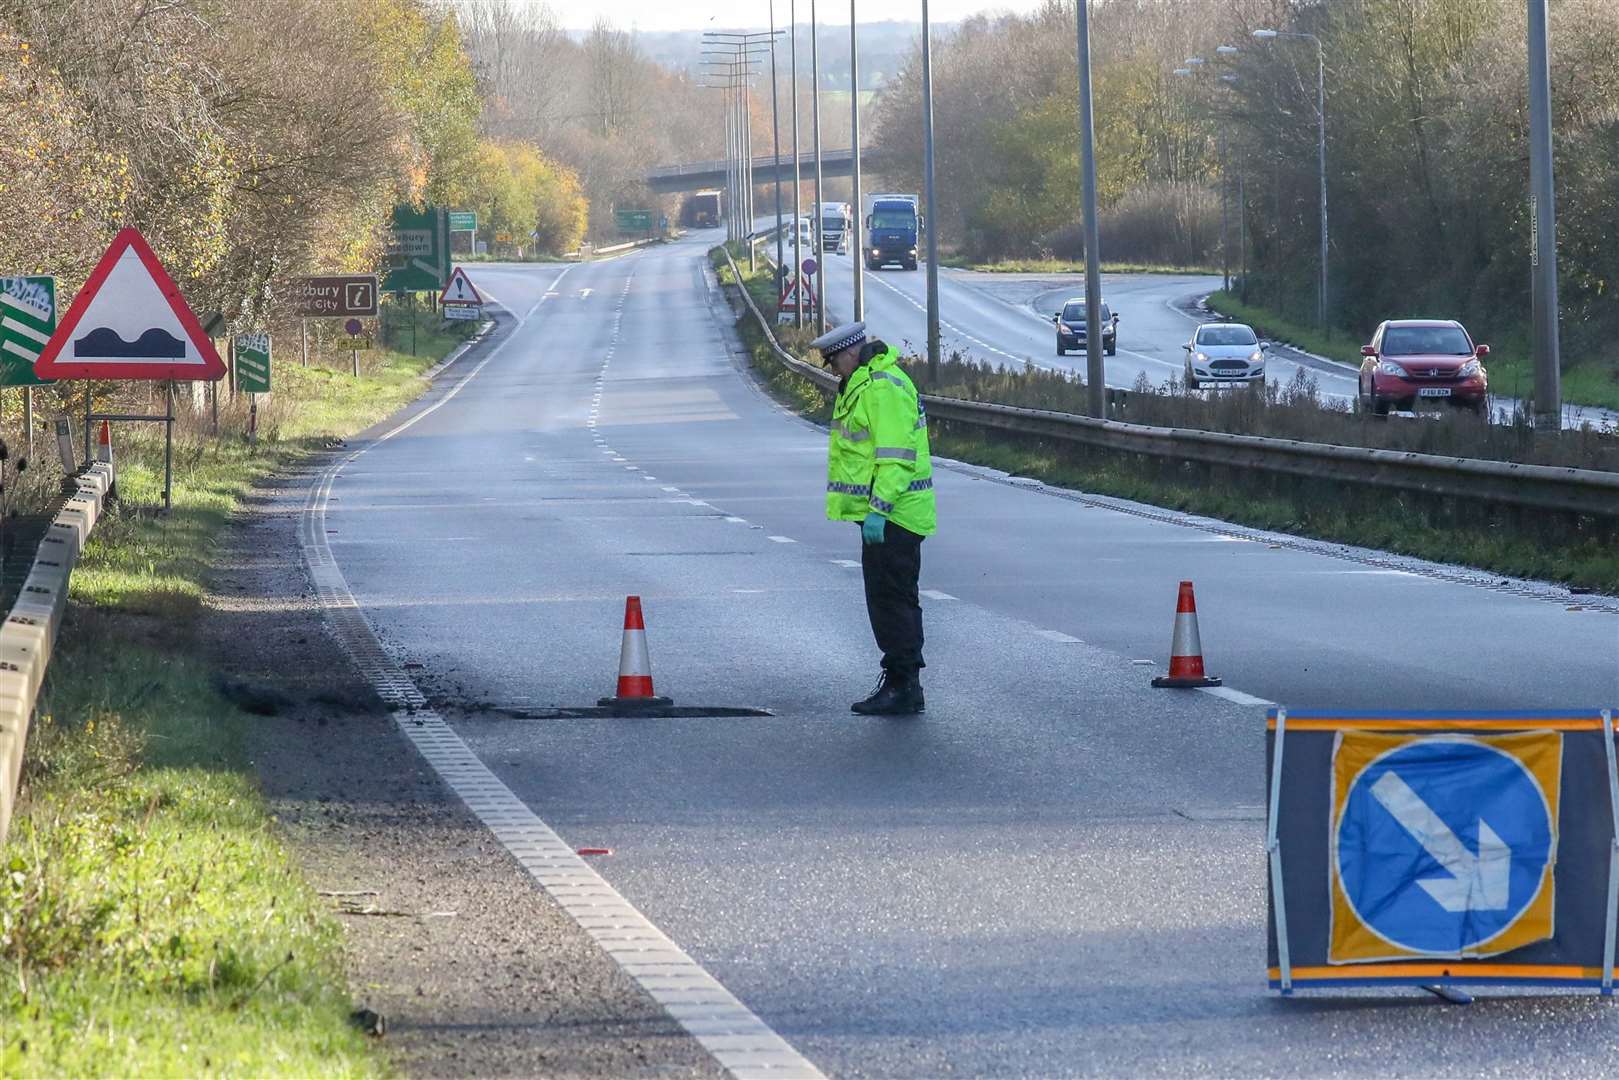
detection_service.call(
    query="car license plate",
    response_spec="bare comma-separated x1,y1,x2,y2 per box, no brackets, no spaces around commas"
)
1418,387,1451,397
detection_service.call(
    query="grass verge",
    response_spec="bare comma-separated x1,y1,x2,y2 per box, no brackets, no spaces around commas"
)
940,254,1218,276
1208,290,1619,414
2,297,478,1075
712,245,1619,594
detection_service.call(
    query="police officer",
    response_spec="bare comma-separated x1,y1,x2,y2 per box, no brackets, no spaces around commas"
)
811,321,936,715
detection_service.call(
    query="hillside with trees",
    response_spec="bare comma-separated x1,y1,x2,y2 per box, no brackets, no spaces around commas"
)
870,0,1619,380
0,0,586,337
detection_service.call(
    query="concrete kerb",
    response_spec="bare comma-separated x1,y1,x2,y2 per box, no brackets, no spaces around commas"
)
0,460,117,843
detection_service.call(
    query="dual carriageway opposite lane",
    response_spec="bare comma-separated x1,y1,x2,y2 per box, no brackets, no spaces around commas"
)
754,224,1360,400
775,227,1619,426
317,239,1619,1076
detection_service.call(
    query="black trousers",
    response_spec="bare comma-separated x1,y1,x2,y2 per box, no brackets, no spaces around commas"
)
860,522,926,679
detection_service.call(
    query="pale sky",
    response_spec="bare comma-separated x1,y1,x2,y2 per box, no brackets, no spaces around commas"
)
548,0,1049,32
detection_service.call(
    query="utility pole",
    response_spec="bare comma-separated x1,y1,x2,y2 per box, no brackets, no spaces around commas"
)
770,3,785,279
791,1,804,327
850,0,864,321
1075,0,1104,417
1253,28,1328,329
920,0,941,381
704,36,773,254
1527,0,1562,428
1220,134,1230,292
723,66,735,242
1238,171,1247,302
810,0,826,333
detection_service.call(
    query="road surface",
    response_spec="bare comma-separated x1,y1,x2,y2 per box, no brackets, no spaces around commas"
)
314,234,1619,1076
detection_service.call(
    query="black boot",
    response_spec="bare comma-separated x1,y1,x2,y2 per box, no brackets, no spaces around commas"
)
851,671,925,716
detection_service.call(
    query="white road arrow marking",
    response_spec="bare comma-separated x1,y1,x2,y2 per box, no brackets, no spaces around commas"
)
1370,771,1510,913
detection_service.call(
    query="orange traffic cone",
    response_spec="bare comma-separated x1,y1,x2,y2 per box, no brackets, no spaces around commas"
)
96,420,113,465
597,596,674,710
1151,581,1222,688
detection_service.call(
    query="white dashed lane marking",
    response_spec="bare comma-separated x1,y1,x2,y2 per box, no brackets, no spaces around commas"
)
1034,629,1084,643
1197,685,1276,707
920,589,956,601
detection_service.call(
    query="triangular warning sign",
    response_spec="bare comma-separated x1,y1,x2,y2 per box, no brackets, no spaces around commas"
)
439,266,483,305
36,228,226,381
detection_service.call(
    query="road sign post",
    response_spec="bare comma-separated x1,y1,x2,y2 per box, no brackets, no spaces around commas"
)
38,228,227,511
1266,709,1619,996
2,275,58,460
382,205,449,294
344,317,364,375
54,417,74,473
439,266,484,324
0,275,58,387
235,332,270,394
288,275,378,319
615,209,654,235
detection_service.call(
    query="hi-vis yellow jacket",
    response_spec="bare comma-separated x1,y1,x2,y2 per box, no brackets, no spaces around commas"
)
825,346,936,535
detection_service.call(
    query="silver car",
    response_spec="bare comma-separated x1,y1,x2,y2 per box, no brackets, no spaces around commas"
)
1183,322,1268,388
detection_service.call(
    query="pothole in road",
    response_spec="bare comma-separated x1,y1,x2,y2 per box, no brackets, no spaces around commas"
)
494,705,774,720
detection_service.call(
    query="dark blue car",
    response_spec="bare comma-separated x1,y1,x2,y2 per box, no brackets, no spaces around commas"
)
1053,299,1117,357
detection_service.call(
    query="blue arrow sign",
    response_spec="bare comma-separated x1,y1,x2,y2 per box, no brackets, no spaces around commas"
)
1336,737,1554,955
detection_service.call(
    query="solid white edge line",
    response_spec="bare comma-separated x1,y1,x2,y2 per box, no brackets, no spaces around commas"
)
301,282,825,1080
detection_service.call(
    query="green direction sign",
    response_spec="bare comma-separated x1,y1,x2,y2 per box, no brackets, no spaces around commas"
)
235,332,271,393
615,209,654,233
0,275,56,386
382,205,449,292
448,210,477,232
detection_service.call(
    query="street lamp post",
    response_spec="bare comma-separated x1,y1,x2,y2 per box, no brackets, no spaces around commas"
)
1217,68,1243,299
1526,0,1562,427
810,0,826,333
1175,52,1244,294
850,0,864,321
703,44,767,249
700,53,741,242
920,0,941,382
1253,27,1328,330
1075,0,1104,416
790,2,803,327
770,5,785,279
1171,61,1226,290
706,35,776,261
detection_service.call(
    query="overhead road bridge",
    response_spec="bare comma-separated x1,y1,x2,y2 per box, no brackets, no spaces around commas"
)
647,148,880,194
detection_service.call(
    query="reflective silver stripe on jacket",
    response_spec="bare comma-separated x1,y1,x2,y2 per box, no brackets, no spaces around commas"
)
827,482,872,496
875,447,918,461
869,495,896,513
833,422,870,442
907,478,933,492
869,370,909,389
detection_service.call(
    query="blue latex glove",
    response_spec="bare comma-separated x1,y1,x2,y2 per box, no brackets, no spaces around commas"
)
861,512,887,545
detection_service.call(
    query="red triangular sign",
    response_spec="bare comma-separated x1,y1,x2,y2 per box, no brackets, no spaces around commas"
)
439,265,483,305
35,227,226,381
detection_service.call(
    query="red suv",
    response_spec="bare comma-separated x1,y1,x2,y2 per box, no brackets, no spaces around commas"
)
1358,319,1489,416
